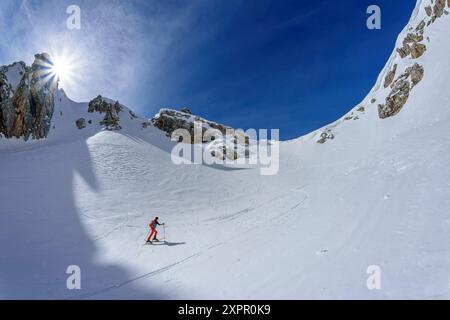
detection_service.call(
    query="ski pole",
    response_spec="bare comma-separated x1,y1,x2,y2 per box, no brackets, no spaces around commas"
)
163,224,166,241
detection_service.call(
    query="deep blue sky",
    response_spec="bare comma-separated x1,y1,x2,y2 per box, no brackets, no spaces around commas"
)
0,0,416,140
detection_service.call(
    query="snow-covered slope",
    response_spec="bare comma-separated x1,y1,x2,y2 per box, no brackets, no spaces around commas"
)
1,0,450,299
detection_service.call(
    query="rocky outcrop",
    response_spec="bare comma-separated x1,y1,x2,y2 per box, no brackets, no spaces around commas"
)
75,118,86,130
396,9,434,60
343,105,365,121
88,95,122,130
416,20,426,32
378,80,411,119
397,32,426,59
378,63,424,119
398,0,449,58
152,108,250,160
180,107,192,115
152,108,234,144
431,0,447,22
317,129,335,144
0,54,57,140
384,64,397,88
383,0,448,119
129,110,138,119
411,43,427,59
406,63,425,87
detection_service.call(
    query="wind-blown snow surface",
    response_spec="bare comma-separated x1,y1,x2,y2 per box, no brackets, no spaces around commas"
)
1,1,450,299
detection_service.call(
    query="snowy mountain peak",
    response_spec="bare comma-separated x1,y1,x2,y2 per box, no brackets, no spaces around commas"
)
310,0,450,145
152,108,234,142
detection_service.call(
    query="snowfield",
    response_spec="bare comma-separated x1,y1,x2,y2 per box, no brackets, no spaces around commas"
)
1,0,450,299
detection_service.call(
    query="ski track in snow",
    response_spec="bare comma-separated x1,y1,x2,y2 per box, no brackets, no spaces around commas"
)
69,252,203,300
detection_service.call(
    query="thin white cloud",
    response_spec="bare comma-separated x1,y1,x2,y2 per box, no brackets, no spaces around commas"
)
0,0,203,109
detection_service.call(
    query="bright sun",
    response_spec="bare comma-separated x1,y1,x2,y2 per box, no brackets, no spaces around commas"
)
35,49,80,91
50,54,75,87
51,58,70,81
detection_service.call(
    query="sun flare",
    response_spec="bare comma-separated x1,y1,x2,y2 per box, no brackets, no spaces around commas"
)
51,57,71,82
35,49,81,91
49,53,77,88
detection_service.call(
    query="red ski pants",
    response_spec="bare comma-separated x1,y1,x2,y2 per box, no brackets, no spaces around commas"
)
147,227,157,241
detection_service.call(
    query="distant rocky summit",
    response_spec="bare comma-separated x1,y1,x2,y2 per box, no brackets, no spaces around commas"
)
87,95,123,130
151,108,237,144
0,53,57,140
151,108,250,160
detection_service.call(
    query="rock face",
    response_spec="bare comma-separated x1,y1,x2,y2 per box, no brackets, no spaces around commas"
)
129,110,138,119
384,64,397,88
395,10,436,60
378,63,424,119
88,95,122,130
432,0,446,21
75,118,86,130
317,129,335,144
0,53,57,140
379,80,411,119
180,107,192,115
381,0,449,120
411,43,427,59
397,32,426,59
416,20,426,32
407,63,425,87
152,108,234,144
152,108,250,160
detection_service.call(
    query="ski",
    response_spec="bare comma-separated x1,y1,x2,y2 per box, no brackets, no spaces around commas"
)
143,240,165,246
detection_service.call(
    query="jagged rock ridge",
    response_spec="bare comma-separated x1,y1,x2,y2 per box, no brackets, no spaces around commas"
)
151,108,250,160
316,1,449,144
0,53,57,140
152,108,237,144
379,63,424,119
87,95,123,130
377,0,449,119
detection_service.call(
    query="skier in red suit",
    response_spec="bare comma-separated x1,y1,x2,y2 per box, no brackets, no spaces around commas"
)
147,217,164,243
